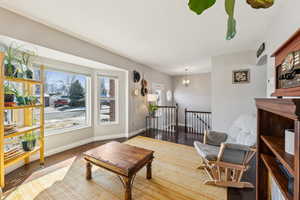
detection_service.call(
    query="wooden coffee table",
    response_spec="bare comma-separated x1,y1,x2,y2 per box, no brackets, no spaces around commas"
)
83,141,154,200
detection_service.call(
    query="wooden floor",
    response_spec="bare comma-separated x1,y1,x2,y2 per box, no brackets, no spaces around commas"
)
3,127,255,200
141,128,256,200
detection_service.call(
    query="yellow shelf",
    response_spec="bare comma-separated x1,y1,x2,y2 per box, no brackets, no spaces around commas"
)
4,77,42,84
2,104,42,110
0,52,45,188
4,147,40,168
4,125,41,139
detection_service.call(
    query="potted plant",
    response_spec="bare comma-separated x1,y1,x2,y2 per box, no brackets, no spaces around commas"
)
4,43,20,77
20,50,36,79
28,96,38,105
11,88,26,106
21,133,37,152
4,84,16,107
14,68,24,78
148,104,158,117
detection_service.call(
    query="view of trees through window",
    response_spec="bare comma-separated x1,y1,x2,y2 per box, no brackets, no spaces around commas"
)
43,70,88,133
99,76,117,123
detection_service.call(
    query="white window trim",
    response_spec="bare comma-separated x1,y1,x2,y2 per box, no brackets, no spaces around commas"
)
45,125,92,137
98,75,119,125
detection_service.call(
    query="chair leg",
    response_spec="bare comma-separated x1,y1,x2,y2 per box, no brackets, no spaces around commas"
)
201,163,254,189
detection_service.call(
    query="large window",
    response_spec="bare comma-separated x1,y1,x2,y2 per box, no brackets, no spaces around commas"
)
43,69,90,134
99,76,118,124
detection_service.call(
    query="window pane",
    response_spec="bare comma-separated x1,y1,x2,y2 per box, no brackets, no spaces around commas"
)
44,69,88,134
99,100,116,123
99,77,115,98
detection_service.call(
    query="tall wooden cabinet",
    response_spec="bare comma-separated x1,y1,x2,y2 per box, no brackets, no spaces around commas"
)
0,52,45,189
256,99,300,200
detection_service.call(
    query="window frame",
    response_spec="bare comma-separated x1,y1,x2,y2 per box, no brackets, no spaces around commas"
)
98,75,119,125
42,66,92,136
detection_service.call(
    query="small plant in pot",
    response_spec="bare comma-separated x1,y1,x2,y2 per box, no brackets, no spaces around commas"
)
148,104,158,117
20,50,36,79
21,133,37,152
11,88,26,106
4,43,20,77
28,96,38,105
4,84,16,107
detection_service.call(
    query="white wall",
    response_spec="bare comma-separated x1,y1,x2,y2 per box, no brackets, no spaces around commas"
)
211,50,267,132
0,8,173,135
255,2,300,96
0,8,173,174
173,73,211,124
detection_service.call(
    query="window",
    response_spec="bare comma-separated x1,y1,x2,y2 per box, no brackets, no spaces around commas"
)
99,76,118,124
42,69,90,134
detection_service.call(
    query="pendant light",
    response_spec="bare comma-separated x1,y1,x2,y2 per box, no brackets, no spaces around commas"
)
182,68,190,87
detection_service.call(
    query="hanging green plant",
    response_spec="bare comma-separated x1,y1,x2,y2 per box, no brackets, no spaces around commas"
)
188,0,274,40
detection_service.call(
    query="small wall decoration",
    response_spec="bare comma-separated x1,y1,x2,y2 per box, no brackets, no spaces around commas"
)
232,69,250,84
257,42,265,58
133,70,141,83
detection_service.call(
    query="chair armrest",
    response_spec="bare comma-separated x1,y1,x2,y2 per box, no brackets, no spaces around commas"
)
204,130,228,146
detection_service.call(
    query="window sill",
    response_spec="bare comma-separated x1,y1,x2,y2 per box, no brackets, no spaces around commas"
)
45,125,92,137
99,121,119,126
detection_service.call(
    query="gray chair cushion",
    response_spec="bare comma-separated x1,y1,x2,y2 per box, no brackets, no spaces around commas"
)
206,131,228,146
194,141,219,161
222,147,247,164
194,141,247,164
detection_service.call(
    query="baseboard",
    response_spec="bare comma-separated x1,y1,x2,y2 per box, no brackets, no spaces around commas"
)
128,128,145,138
5,130,145,175
93,134,125,142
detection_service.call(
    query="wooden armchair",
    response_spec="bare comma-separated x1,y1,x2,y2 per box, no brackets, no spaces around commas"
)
194,115,257,188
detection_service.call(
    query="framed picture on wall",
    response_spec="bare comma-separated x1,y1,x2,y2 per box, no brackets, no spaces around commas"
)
232,69,250,84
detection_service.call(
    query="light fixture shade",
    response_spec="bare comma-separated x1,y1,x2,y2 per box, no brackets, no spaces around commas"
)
182,67,191,86
182,79,190,86
147,94,158,102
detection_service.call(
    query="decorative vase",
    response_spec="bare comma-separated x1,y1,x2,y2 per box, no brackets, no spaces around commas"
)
149,111,156,117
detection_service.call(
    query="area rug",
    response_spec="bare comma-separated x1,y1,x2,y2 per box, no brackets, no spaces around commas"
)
3,136,227,200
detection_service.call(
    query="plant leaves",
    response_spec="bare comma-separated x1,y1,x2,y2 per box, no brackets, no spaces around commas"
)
225,0,235,17
226,16,236,40
246,0,274,9
225,0,236,40
188,0,216,15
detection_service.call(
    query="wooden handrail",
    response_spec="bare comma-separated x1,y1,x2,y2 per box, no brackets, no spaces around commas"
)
185,108,211,134
185,110,211,114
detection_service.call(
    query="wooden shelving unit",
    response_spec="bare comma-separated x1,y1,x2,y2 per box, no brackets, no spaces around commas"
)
0,52,45,189
261,154,293,200
261,135,295,175
256,98,300,200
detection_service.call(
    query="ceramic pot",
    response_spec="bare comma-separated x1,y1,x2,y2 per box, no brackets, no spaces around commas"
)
22,139,36,152
4,94,14,103
25,69,33,79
